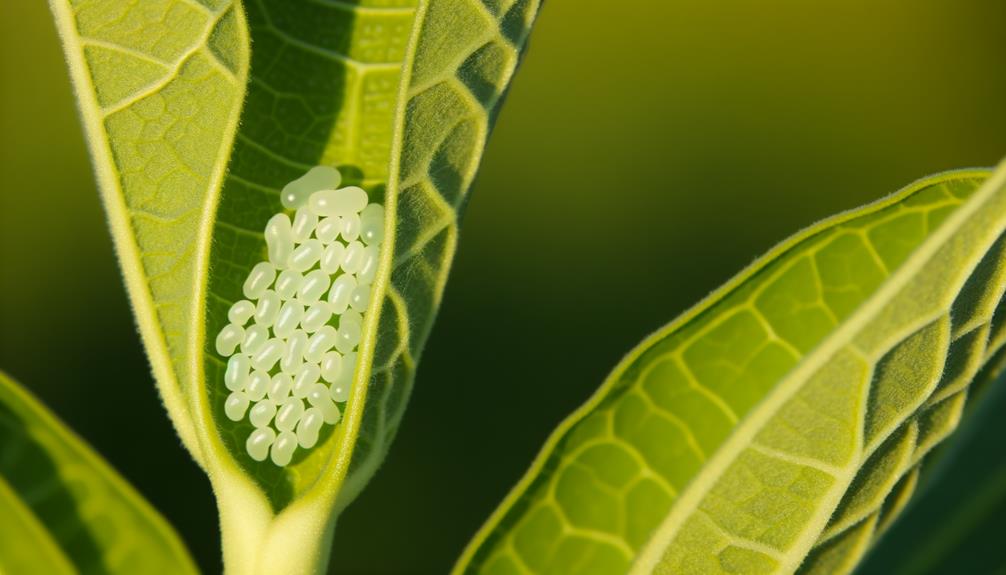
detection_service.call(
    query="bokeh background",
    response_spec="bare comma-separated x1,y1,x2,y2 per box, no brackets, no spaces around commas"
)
2,1,1006,573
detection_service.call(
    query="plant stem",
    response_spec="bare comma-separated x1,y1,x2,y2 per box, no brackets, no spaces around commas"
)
216,472,337,575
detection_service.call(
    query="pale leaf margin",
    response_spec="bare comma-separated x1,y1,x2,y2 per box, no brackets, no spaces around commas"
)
454,163,1006,573
46,0,252,467
631,163,1006,573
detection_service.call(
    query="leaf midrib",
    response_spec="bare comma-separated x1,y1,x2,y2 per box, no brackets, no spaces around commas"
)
629,164,1006,573
321,0,429,509
451,170,990,574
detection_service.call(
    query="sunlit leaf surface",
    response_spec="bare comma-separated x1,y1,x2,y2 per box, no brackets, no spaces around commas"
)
457,164,1006,575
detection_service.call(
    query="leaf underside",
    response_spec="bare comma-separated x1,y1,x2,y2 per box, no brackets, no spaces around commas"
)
456,164,1006,575
202,0,541,510
855,355,1006,575
51,0,542,517
49,0,250,464
0,371,197,574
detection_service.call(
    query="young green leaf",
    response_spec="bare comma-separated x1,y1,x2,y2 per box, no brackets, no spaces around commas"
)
51,0,541,572
0,371,198,574
455,162,1006,575
0,478,76,575
48,0,251,465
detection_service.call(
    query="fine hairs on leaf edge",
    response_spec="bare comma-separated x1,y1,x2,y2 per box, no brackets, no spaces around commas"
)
453,165,1001,574
46,0,253,469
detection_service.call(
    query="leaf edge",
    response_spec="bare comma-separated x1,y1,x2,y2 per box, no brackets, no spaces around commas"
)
452,167,998,573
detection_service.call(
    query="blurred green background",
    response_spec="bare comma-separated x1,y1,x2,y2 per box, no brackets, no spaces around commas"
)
2,1,1005,573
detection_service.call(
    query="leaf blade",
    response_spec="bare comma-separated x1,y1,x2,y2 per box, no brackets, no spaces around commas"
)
338,0,544,510
0,476,76,575
855,355,1006,575
0,371,198,574
196,0,542,512
456,164,1006,574
53,0,542,569
48,0,251,464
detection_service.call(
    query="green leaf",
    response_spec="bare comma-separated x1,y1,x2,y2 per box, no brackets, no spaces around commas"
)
51,0,541,572
856,353,1006,575
0,477,75,575
48,0,251,465
0,371,197,574
455,162,1006,575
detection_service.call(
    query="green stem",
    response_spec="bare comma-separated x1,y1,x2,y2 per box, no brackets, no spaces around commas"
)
215,470,338,575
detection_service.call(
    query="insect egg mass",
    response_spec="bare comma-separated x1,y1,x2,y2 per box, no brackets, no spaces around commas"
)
213,166,384,467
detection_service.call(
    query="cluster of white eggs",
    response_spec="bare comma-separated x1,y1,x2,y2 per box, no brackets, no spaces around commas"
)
213,166,384,467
